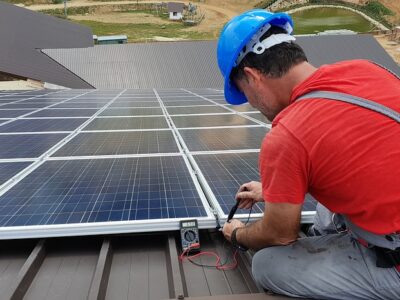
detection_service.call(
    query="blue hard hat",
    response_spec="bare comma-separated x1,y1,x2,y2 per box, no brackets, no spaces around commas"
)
217,10,294,105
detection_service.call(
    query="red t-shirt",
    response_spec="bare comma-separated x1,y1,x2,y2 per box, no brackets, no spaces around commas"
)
259,60,400,234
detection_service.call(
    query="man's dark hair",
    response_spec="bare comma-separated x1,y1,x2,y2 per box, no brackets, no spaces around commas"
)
230,26,308,82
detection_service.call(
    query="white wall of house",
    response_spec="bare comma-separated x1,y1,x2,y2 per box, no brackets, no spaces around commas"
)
169,11,182,20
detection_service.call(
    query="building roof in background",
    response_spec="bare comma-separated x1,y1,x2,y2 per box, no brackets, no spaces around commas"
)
167,2,185,13
43,34,400,89
43,40,223,89
0,2,93,88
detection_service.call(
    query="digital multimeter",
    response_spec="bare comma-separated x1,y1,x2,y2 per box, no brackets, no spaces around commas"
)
180,219,200,251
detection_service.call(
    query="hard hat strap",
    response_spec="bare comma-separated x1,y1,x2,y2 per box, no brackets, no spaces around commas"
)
235,22,295,66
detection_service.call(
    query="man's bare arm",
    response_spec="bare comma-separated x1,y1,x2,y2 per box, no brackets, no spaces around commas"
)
223,202,302,250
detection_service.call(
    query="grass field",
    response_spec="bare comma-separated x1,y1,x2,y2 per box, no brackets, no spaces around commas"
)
74,19,212,42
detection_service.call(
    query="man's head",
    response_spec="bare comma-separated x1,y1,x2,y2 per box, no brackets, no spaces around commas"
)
217,10,308,120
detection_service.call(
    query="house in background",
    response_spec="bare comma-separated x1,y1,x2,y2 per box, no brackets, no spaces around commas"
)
168,2,185,20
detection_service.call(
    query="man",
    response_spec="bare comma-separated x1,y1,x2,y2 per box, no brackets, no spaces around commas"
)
218,9,400,300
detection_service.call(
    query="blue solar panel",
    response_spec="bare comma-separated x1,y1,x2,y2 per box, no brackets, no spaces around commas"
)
99,107,164,116
109,102,160,108
0,110,35,118
52,131,179,156
166,106,230,115
53,103,107,109
0,162,31,185
28,109,99,118
84,117,168,131
179,127,269,152
0,134,68,158
172,114,258,128
0,156,207,227
0,119,88,132
1,103,51,109
194,153,264,215
194,153,317,215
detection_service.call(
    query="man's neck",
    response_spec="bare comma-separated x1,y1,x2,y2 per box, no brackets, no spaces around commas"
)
270,61,317,106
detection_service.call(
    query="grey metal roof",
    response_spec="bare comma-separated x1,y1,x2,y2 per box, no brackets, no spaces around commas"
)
43,41,223,89
0,231,295,300
168,2,185,13
0,2,93,89
43,34,399,89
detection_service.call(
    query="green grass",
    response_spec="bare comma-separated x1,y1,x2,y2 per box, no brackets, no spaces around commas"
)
73,20,212,42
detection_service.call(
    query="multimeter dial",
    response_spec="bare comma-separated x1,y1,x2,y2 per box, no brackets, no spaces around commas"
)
180,220,200,251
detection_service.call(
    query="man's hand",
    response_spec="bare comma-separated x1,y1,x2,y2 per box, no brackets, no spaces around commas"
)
222,219,244,242
236,181,263,209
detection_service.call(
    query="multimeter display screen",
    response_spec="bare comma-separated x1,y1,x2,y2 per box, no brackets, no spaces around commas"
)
182,221,196,228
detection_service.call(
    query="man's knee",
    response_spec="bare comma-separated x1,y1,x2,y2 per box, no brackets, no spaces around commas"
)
252,247,285,289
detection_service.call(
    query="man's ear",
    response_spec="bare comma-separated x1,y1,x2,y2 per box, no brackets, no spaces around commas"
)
243,67,261,84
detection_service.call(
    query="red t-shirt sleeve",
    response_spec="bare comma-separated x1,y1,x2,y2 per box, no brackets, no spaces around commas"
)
260,123,310,204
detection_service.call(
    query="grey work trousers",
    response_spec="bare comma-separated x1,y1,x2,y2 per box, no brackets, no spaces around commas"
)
252,204,400,299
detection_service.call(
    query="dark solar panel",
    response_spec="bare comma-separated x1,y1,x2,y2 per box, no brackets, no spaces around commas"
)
229,104,258,112
53,131,179,156
172,114,258,128
0,103,51,109
28,109,99,118
0,134,68,158
0,157,207,227
109,102,160,108
194,153,317,214
53,103,108,109
163,101,212,107
194,153,264,215
0,110,35,118
245,113,271,124
84,117,168,131
180,127,269,151
167,106,230,115
0,118,88,132
0,162,31,185
99,107,164,116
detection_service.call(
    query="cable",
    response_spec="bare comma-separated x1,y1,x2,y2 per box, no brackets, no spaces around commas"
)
179,202,255,270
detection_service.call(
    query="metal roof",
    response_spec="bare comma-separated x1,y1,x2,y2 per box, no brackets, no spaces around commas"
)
43,41,223,89
43,34,400,89
168,2,185,13
0,231,296,300
0,2,93,89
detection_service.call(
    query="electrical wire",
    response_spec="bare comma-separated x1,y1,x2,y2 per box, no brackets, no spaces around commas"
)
180,202,255,270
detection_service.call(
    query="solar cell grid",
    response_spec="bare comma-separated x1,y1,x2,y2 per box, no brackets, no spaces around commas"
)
244,112,271,124
180,127,268,152
109,102,160,108
83,116,168,131
0,118,88,133
28,109,99,118
166,106,230,115
99,107,164,116
172,114,258,128
53,103,108,109
0,110,35,118
0,157,207,227
0,103,52,109
0,162,31,186
194,153,264,215
0,134,68,159
228,104,258,112
163,101,213,107
52,130,179,157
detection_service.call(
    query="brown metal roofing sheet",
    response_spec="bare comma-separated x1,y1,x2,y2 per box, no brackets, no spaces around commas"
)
43,34,400,89
0,2,93,88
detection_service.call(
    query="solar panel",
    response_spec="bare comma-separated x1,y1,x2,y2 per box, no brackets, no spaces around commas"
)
52,131,180,157
0,156,209,228
172,114,258,128
0,162,31,185
193,153,317,219
245,112,271,124
0,134,68,159
83,117,169,131
99,107,164,116
0,118,88,133
0,110,35,118
0,103,52,109
228,104,258,112
109,102,160,108
53,103,108,109
166,106,230,115
28,109,99,118
163,101,212,107
179,127,269,152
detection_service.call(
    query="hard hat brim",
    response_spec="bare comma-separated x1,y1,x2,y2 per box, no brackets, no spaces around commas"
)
224,78,247,105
